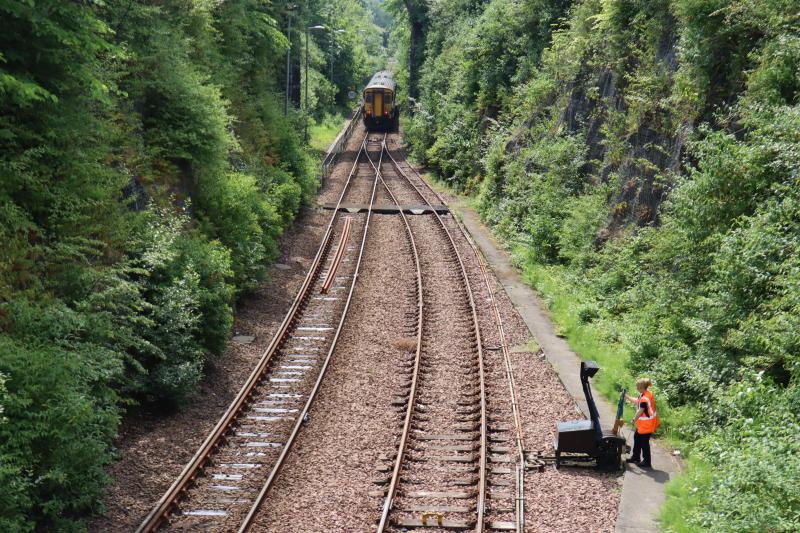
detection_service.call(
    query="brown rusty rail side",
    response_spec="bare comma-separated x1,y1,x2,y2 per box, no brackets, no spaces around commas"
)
136,132,370,533
451,208,527,532
361,141,426,533
321,216,353,294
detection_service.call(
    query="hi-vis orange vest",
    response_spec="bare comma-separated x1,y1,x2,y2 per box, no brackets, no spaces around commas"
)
636,390,659,434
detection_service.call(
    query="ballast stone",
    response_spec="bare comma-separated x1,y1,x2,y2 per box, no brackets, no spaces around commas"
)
232,335,256,344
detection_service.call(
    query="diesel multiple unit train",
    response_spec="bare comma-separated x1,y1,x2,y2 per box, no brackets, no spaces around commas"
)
362,70,399,131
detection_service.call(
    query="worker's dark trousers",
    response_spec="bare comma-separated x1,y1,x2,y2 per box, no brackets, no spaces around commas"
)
632,431,652,465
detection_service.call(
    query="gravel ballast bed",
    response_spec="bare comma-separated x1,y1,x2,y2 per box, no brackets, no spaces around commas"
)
443,213,620,532
91,124,620,532
381,213,485,529
250,214,416,531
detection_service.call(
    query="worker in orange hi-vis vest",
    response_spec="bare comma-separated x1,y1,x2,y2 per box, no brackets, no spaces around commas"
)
625,378,659,468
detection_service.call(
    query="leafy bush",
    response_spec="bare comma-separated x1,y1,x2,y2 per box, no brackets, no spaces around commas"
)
139,60,233,177
664,379,800,532
577,305,600,324
171,234,234,359
196,172,280,290
0,332,121,531
127,208,234,405
557,189,608,266
145,269,204,404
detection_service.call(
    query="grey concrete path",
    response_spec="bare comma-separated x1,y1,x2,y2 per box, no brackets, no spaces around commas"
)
444,196,681,533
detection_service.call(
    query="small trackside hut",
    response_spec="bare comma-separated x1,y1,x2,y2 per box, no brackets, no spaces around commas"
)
363,70,399,131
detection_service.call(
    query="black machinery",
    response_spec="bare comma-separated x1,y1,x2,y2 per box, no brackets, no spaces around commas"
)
554,361,628,470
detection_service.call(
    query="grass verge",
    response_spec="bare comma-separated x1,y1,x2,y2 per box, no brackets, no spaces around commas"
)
516,259,634,409
660,455,710,532
308,113,348,153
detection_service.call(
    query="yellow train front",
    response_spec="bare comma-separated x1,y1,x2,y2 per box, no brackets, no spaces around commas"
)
363,70,399,131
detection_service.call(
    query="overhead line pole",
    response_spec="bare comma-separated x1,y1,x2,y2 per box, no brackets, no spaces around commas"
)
304,30,307,140
284,10,292,116
305,24,327,142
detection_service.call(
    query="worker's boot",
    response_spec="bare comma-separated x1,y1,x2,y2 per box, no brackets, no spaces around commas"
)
625,457,640,464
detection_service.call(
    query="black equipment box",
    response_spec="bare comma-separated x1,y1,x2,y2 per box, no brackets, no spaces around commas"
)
555,419,596,454
554,361,627,470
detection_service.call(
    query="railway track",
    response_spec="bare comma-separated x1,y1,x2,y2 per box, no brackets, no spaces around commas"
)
136,123,530,532
136,131,385,533
365,135,531,532
365,141,487,531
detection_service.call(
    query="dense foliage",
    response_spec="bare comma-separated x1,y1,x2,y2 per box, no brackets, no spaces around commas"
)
400,0,800,530
0,0,382,528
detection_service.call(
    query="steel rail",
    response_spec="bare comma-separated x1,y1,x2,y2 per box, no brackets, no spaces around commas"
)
361,141,426,533
448,216,527,533
237,132,386,531
321,216,353,294
375,143,488,532
386,144,528,532
137,131,371,533
451,217,527,533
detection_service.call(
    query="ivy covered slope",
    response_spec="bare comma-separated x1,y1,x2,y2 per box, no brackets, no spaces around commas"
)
403,0,799,530
0,0,380,530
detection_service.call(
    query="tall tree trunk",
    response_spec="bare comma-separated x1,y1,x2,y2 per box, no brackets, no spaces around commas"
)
404,0,428,103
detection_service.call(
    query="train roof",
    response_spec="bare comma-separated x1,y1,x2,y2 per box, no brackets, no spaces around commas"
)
364,70,396,92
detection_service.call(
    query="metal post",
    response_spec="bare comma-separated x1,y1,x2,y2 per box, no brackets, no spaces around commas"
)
329,35,334,83
304,27,309,142
305,25,327,143
285,14,292,117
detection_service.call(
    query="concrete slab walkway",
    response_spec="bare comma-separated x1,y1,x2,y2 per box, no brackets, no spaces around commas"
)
443,196,681,533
